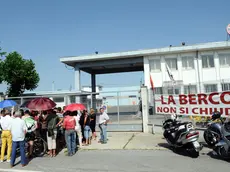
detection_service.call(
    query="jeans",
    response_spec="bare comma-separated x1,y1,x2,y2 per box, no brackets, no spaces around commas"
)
99,124,107,143
1,130,12,161
11,141,27,166
84,126,91,139
65,129,76,155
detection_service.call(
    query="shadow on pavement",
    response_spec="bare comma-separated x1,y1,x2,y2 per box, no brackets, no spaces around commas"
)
157,143,199,159
206,151,230,163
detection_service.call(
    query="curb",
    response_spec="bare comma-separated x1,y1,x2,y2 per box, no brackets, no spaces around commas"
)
79,147,168,151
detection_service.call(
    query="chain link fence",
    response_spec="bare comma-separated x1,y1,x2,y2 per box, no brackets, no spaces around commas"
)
5,90,142,131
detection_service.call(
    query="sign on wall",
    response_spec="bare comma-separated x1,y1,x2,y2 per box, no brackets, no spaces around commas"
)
227,24,230,35
155,91,230,116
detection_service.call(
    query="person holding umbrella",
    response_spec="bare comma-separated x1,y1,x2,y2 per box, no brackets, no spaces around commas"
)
63,111,76,156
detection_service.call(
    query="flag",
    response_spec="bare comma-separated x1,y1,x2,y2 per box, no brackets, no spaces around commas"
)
165,63,175,83
150,74,154,90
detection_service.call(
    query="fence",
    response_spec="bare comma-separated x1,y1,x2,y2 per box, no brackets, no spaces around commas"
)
6,89,143,131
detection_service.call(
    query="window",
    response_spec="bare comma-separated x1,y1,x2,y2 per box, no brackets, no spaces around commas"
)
167,88,180,95
184,85,197,94
53,97,64,102
222,83,230,91
219,54,230,67
149,59,161,71
165,58,178,70
202,55,214,68
204,84,217,93
182,56,194,69
154,87,163,94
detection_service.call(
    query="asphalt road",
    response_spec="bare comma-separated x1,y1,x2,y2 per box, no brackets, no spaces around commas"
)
0,150,229,172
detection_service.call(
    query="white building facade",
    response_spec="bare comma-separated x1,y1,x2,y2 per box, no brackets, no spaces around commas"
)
144,42,230,95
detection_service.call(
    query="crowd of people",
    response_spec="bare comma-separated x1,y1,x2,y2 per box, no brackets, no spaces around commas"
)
0,107,110,168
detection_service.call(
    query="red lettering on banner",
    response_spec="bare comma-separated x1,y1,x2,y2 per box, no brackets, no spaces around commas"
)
156,107,176,113
188,94,197,104
198,94,208,105
209,92,219,105
180,107,189,114
186,107,189,114
168,95,176,104
156,91,230,116
180,107,185,114
220,92,230,104
161,96,167,104
163,107,170,113
192,108,198,114
225,108,230,115
179,95,187,104
199,108,209,115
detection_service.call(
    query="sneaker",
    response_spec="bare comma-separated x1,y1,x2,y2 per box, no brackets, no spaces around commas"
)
7,160,10,163
0,160,3,163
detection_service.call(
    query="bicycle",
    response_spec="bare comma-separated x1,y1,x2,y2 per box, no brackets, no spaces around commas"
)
24,134,48,157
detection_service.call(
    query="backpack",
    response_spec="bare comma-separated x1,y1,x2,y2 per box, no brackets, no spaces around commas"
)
24,117,36,133
47,116,58,137
47,116,58,130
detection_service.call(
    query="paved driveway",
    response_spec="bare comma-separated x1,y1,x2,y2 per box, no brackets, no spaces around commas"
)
0,150,229,172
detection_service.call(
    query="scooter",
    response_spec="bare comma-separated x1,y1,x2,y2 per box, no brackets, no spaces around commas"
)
163,114,203,158
211,112,230,159
203,112,222,147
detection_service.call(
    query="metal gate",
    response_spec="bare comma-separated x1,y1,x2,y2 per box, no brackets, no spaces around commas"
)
96,90,143,132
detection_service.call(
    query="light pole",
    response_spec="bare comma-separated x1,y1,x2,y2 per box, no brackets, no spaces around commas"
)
195,50,202,93
52,81,55,91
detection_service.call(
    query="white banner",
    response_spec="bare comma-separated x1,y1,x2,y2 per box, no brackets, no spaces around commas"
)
154,91,230,117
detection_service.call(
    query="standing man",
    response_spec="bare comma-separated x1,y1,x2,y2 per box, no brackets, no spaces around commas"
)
10,111,27,167
0,110,12,163
22,110,37,159
98,108,109,144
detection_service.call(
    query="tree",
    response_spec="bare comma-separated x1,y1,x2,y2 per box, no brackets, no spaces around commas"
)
0,47,6,57
0,47,6,83
0,52,40,97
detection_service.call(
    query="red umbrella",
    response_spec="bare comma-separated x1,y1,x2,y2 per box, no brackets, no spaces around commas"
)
64,103,86,111
26,97,56,111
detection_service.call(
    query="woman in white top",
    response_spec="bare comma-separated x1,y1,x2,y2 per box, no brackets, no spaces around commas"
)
73,110,81,147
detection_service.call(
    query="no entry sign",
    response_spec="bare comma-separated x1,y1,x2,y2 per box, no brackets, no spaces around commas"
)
227,24,230,35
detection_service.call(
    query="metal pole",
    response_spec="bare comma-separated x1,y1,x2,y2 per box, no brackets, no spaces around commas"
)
117,92,120,124
52,81,55,91
172,83,175,95
90,93,93,108
196,50,202,93
20,97,23,106
188,83,191,94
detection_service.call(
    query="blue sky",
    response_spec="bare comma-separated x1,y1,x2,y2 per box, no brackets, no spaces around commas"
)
0,0,229,92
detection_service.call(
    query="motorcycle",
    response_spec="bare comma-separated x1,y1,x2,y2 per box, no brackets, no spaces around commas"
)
203,112,222,147
162,114,203,158
211,112,230,159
